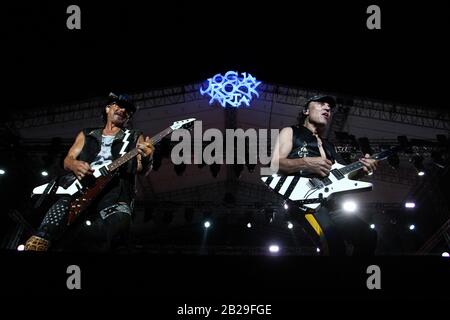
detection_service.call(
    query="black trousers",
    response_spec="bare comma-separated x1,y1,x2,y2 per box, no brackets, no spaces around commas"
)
35,196,131,252
306,206,378,256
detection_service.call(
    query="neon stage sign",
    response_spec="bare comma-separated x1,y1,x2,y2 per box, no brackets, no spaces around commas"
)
200,71,261,108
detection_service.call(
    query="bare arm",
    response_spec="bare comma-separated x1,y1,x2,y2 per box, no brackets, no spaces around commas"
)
270,127,332,177
63,131,93,179
271,127,303,174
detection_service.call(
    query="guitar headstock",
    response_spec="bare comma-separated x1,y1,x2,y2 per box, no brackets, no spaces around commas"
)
374,145,403,161
170,118,196,130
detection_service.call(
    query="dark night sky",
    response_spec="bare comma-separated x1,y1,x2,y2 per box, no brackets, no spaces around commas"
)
3,1,449,113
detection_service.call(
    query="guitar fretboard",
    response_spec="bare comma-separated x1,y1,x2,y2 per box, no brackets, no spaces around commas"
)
338,147,398,176
339,161,365,175
107,127,173,172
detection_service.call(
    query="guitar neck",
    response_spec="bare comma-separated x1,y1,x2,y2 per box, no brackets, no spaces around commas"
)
339,147,398,176
107,127,173,172
339,161,367,176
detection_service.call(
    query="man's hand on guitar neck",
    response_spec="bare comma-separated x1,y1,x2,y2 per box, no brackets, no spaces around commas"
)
137,136,155,158
136,135,155,174
359,153,378,175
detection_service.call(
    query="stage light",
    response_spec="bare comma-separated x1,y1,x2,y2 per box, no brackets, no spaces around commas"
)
204,221,211,229
41,171,49,177
316,247,321,253
269,245,279,253
0,169,5,175
409,224,415,230
287,222,293,229
370,224,375,229
17,244,25,251
442,252,449,257
411,155,425,175
85,220,92,226
405,202,415,208
245,211,254,229
342,200,357,213
264,208,275,224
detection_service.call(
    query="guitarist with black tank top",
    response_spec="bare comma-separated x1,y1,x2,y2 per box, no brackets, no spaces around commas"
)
270,95,379,255
24,93,155,251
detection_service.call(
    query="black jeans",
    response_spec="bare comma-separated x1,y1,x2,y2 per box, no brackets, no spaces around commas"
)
35,196,131,252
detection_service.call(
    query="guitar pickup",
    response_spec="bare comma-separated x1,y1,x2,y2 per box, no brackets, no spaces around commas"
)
331,169,344,180
309,178,323,188
99,167,109,176
309,177,332,189
321,177,332,186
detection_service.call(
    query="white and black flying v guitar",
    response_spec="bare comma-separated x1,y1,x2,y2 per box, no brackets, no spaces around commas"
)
33,118,196,225
262,147,400,211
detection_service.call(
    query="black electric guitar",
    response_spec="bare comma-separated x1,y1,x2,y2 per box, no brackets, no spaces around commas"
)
33,118,196,225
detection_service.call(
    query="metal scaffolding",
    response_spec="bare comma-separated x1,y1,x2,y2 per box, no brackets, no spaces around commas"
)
8,84,204,129
348,101,449,130
8,82,449,130
258,83,450,130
